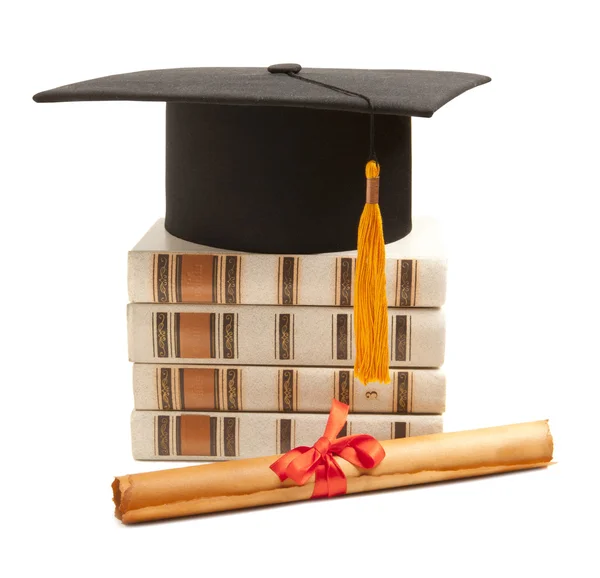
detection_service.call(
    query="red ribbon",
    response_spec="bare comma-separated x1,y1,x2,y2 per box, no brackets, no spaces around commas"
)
270,399,386,498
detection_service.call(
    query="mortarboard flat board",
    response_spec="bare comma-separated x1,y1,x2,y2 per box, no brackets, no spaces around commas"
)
33,65,490,254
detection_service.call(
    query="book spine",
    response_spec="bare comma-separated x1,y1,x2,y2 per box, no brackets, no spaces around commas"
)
127,304,445,368
131,410,444,461
128,252,447,307
133,364,446,414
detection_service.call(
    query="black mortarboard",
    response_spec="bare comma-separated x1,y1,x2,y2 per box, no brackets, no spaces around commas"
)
33,65,490,254
34,64,490,384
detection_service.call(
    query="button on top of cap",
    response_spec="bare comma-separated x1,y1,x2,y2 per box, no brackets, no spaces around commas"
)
268,63,302,74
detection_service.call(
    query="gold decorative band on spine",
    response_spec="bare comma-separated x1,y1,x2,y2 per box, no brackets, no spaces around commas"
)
366,177,380,204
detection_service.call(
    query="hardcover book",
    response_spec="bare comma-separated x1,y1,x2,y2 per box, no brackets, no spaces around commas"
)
131,410,444,461
127,304,445,367
128,217,447,307
133,364,446,414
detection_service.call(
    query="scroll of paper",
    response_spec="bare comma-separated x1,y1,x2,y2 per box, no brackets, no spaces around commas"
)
113,420,553,524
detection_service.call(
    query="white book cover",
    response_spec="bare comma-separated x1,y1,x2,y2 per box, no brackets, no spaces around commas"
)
127,304,445,368
128,217,447,307
132,364,446,414
131,410,444,461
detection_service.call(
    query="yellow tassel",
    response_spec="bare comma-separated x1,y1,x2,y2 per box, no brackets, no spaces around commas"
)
354,160,390,385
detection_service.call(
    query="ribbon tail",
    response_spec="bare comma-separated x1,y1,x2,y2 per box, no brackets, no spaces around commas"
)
312,463,329,499
326,457,347,498
312,456,347,499
322,399,350,440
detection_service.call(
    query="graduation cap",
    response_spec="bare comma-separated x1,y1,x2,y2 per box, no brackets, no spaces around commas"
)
34,64,490,384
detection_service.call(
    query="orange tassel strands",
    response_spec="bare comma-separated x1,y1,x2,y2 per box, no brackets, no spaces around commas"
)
354,160,390,385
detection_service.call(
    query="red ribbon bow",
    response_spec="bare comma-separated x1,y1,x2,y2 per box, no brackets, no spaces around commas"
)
270,399,386,498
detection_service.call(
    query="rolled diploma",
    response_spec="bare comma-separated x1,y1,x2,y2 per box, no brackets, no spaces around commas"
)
113,420,553,524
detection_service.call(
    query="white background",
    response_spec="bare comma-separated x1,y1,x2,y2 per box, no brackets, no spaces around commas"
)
2,1,598,576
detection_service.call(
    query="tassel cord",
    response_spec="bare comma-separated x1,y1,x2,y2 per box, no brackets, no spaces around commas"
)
285,72,377,163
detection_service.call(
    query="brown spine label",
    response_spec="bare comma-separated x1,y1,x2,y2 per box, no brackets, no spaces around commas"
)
397,260,415,307
278,257,299,305
225,369,240,410
179,254,216,303
174,312,181,357
394,422,408,439
396,371,410,412
276,314,294,360
222,313,237,359
395,315,408,362
155,313,170,358
210,417,217,456
179,368,218,410
159,368,173,410
336,257,354,306
224,256,240,304
336,370,351,406
157,415,170,456
336,314,350,360
177,414,215,456
156,254,171,303
176,313,216,359
279,369,296,412
223,417,237,457
278,419,293,453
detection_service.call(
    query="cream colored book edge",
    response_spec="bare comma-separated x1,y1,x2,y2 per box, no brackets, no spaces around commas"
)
128,217,447,306
131,410,444,461
127,304,446,368
133,364,446,414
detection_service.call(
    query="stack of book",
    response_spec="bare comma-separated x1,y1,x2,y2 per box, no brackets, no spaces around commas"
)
127,216,447,460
